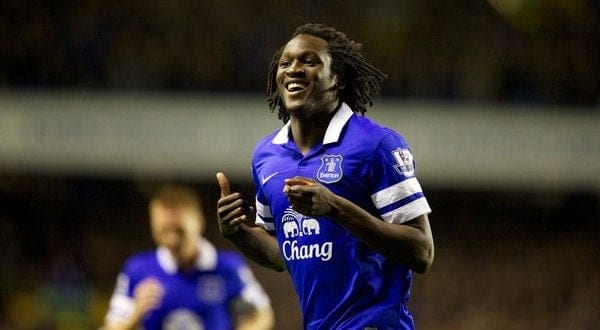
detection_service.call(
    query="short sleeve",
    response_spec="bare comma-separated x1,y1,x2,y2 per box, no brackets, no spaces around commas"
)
252,163,275,232
369,132,431,224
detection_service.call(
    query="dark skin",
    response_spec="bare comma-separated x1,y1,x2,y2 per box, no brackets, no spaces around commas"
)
217,34,434,274
216,173,286,271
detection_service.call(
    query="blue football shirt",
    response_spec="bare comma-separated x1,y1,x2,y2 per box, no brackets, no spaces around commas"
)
252,103,431,329
104,238,270,330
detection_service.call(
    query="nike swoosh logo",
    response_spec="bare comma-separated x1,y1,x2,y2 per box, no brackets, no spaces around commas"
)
261,172,279,185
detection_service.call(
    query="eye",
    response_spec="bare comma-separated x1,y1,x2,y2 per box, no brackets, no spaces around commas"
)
304,58,316,66
279,60,290,68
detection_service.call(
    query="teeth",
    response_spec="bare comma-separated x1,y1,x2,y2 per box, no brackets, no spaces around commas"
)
287,82,306,91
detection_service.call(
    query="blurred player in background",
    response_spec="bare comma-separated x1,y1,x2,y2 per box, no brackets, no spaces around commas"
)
216,23,434,329
103,184,273,330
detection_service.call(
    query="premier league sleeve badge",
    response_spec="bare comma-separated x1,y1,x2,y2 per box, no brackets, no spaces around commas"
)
392,148,415,177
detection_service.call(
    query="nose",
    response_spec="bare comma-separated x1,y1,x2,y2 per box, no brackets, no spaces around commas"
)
287,60,304,75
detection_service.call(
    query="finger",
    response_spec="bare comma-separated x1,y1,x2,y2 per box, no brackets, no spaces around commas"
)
216,172,231,197
228,217,245,227
285,177,315,186
285,184,314,195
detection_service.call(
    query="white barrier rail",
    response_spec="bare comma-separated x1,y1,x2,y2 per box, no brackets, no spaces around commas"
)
1,90,598,190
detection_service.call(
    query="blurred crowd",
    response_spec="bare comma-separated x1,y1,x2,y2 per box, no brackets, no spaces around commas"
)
0,1,599,329
0,177,303,329
1,0,598,105
0,177,598,329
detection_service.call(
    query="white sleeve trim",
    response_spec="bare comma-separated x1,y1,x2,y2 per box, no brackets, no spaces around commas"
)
381,197,431,224
255,197,274,231
104,293,135,325
371,177,423,209
255,218,275,231
238,266,271,309
255,198,272,218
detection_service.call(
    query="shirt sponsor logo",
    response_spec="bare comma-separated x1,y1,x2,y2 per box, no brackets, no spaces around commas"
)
282,240,333,262
280,208,333,262
163,308,204,330
317,154,343,183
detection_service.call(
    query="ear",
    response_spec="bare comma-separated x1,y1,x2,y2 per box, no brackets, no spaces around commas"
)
335,75,346,90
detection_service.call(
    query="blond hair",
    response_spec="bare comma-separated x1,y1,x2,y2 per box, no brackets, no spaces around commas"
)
149,184,203,214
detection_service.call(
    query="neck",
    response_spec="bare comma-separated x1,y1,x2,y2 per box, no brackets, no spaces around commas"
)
290,102,340,155
171,243,198,271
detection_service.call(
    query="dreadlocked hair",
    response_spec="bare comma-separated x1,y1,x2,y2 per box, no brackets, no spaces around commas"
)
267,23,387,123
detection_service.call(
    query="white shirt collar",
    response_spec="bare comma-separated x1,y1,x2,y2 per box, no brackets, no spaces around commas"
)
156,237,218,275
272,102,354,145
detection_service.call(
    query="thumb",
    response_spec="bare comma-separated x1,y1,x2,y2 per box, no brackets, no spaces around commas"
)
216,172,231,197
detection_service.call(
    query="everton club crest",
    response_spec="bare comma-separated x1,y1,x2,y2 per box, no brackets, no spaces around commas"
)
317,154,343,183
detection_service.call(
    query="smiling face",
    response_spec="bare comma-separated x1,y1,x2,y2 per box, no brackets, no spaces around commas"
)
276,34,339,119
